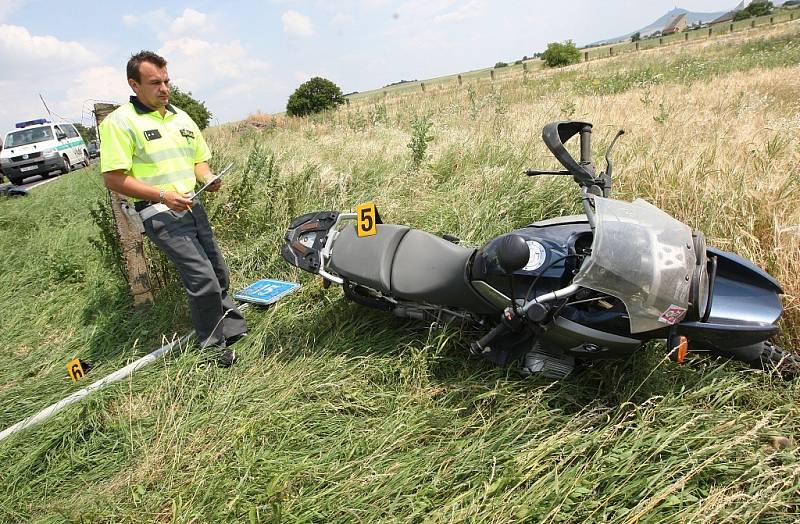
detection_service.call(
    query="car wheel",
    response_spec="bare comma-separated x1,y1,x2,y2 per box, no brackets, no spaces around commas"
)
60,155,71,175
9,176,24,185
82,150,90,167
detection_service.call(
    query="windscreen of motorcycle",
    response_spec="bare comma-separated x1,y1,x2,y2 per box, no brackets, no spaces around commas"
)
572,197,694,334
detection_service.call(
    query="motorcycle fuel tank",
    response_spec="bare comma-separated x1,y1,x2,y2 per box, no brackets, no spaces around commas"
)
470,221,592,307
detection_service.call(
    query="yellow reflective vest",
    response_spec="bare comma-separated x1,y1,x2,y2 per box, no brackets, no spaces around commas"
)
99,96,211,201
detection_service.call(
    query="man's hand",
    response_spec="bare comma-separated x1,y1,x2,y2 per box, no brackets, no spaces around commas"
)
163,191,194,211
203,176,222,193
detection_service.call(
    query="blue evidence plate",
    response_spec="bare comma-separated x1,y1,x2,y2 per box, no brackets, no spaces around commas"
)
234,279,300,306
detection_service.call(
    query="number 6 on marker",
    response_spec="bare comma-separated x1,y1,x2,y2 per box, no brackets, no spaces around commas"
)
356,202,377,237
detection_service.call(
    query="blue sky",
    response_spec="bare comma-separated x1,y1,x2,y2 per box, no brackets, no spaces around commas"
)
0,0,740,132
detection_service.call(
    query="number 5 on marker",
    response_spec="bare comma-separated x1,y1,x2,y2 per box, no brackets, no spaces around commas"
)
356,202,378,237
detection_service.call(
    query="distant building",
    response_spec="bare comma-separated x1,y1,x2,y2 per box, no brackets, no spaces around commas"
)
712,0,754,23
662,13,689,34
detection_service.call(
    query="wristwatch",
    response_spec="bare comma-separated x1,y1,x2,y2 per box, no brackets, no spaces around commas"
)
158,189,166,203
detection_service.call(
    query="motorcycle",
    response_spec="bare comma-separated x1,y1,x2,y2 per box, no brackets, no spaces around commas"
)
282,121,798,379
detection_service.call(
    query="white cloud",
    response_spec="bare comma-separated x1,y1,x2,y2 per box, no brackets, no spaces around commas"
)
61,66,131,119
433,0,486,24
159,37,270,89
397,0,457,19
0,23,96,68
0,0,26,22
405,29,454,50
156,36,274,122
119,8,170,33
282,10,314,37
168,8,213,36
0,25,122,129
331,12,355,28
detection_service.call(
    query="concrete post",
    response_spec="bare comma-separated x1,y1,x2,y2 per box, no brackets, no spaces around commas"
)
345,98,350,107
420,82,425,92
685,32,689,41
490,69,495,81
584,51,589,62
457,74,463,86
770,16,774,24
730,23,734,32
659,37,663,45
708,27,713,37
609,46,614,56
635,42,640,51
751,19,756,28
93,103,153,310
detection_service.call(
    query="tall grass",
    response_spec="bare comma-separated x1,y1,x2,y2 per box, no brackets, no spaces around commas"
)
1,23,800,523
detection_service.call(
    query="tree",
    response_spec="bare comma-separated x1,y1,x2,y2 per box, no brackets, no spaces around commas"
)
73,123,96,143
286,77,345,117
734,1,773,20
542,40,582,68
169,86,212,129
631,32,641,42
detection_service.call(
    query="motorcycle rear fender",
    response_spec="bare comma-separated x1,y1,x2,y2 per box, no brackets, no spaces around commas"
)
282,211,339,273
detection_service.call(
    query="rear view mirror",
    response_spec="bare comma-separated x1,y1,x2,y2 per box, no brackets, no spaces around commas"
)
57,132,67,140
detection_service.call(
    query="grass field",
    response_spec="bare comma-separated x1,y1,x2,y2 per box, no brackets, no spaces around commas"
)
1,19,800,523
345,9,799,102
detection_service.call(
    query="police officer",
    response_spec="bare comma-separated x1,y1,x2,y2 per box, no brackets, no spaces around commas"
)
99,50,247,367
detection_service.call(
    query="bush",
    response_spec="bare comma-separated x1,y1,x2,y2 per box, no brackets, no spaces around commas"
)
169,86,212,129
631,32,641,42
407,115,434,171
734,1,773,20
542,40,582,68
494,61,508,68
286,77,345,117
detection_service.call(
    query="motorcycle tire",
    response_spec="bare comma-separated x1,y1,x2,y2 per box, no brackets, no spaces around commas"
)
754,341,800,380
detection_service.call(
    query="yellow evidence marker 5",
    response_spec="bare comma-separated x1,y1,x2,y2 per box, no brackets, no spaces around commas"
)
356,202,378,237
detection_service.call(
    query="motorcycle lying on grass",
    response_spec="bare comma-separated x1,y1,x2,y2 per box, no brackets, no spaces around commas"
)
282,120,798,379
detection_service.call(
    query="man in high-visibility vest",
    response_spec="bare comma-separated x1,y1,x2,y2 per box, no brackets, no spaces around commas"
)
99,50,246,367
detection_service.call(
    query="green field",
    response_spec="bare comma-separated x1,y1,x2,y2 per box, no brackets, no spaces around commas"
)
346,9,799,102
2,19,800,523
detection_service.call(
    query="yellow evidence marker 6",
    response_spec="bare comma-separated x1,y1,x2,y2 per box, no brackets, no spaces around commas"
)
356,202,378,237
67,358,85,383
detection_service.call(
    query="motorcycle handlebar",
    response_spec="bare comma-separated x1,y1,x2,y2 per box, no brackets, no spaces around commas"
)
470,322,509,355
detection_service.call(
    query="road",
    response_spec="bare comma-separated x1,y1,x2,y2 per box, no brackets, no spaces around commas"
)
0,158,98,194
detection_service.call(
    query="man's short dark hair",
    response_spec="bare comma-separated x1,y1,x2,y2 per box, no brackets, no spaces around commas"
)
127,50,167,82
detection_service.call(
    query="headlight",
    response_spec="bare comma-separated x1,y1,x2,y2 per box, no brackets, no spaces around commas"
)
0,157,9,166
43,149,58,158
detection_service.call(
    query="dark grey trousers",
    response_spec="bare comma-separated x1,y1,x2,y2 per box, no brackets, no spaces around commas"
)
143,201,247,348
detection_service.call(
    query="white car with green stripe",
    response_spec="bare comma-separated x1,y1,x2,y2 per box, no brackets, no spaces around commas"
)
0,119,89,185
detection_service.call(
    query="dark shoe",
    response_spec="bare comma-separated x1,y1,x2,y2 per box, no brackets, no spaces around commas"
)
216,348,238,368
226,332,248,346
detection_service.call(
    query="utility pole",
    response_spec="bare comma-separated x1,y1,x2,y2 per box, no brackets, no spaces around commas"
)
93,103,153,309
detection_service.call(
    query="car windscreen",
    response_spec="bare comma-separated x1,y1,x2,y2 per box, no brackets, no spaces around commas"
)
4,127,54,148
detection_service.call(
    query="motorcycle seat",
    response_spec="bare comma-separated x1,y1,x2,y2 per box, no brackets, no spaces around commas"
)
391,229,495,313
328,224,410,293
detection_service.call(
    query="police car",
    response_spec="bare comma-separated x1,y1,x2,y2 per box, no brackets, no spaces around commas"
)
0,119,89,185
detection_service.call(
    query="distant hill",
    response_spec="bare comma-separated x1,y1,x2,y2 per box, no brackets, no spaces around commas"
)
589,7,727,46
589,1,793,46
